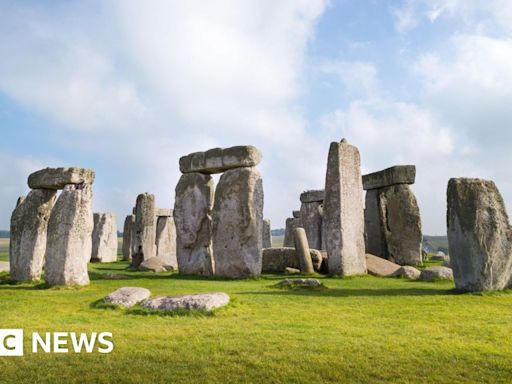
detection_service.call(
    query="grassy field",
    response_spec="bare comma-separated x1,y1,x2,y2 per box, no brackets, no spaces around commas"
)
1,241,512,383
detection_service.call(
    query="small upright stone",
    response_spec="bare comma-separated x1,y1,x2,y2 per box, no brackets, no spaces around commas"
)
91,212,117,263
28,167,95,190
45,184,94,286
447,178,512,291
122,215,135,261
132,193,156,265
179,146,262,174
212,167,264,278
174,173,215,275
262,219,272,248
155,215,177,268
323,139,367,276
10,189,57,282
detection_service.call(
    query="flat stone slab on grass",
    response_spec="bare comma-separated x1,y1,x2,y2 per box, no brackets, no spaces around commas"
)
276,278,323,288
392,266,421,280
362,165,416,190
142,293,230,312
179,145,262,174
419,266,454,282
138,257,172,272
365,254,401,277
104,287,151,308
28,167,95,189
0,261,9,272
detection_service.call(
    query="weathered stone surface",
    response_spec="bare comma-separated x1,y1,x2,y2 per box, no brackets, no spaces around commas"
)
91,212,117,263
104,287,151,308
447,178,512,291
9,189,56,282
132,193,156,265
392,266,421,280
294,228,314,273
324,139,367,276
262,247,323,272
419,266,453,282
212,167,264,278
138,257,172,272
28,167,95,190
122,215,135,261
16,196,26,207
365,254,401,277
292,210,301,219
300,190,325,203
179,145,262,174
362,165,416,191
155,216,177,268
142,292,230,312
285,267,300,275
276,278,322,288
0,261,9,273
283,217,301,247
174,173,215,275
262,219,272,248
155,208,173,217
364,189,387,258
300,201,323,250
45,184,93,286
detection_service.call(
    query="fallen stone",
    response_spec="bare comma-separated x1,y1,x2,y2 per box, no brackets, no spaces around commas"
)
104,287,151,308
28,167,95,190
300,190,325,203
285,267,301,275
133,193,156,265
174,173,215,275
142,292,230,312
362,165,416,191
262,247,323,273
262,218,272,248
179,145,262,174
9,189,57,282
45,183,93,286
365,254,401,277
138,257,171,272
419,266,453,282
392,266,421,280
212,167,264,278
91,212,117,263
324,139,366,276
447,178,512,291
294,228,314,273
155,216,177,268
276,278,322,288
122,215,135,261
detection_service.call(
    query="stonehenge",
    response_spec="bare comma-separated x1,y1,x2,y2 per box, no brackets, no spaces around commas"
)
155,213,177,268
447,178,512,291
293,228,314,273
262,219,272,248
91,212,117,263
175,145,264,278
299,190,324,250
324,139,367,276
10,167,94,285
363,165,422,266
132,193,156,265
283,216,301,247
122,215,135,261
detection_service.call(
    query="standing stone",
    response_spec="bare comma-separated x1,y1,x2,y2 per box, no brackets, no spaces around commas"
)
293,228,314,273
155,215,177,268
9,189,57,282
284,217,301,247
122,215,135,261
447,178,512,291
91,212,118,263
212,167,264,278
324,139,367,276
299,190,324,250
45,184,93,286
132,193,156,265
174,173,215,275
262,219,272,248
364,189,386,258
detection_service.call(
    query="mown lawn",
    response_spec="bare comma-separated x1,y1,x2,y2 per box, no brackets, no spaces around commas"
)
1,245,512,383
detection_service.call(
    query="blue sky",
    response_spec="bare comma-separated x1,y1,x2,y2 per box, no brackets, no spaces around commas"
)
1,0,512,235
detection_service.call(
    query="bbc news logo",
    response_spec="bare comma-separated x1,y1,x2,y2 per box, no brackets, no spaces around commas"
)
0,329,113,356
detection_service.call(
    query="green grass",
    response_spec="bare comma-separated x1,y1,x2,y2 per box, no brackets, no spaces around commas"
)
2,243,512,383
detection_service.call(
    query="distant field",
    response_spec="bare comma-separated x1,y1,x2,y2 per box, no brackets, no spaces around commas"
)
272,235,284,248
